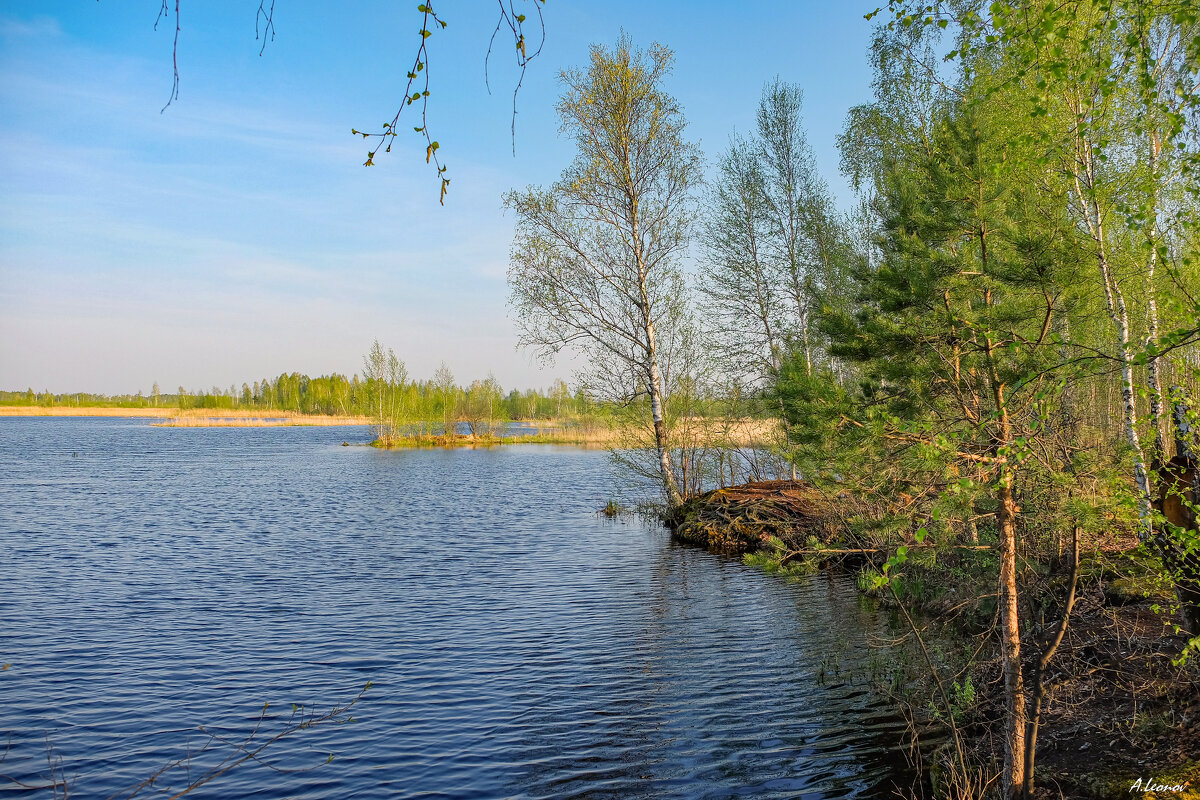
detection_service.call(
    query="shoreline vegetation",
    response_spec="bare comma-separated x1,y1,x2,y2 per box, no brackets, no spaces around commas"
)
664,482,1200,798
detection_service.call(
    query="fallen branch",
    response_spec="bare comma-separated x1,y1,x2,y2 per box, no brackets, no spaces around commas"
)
777,545,993,565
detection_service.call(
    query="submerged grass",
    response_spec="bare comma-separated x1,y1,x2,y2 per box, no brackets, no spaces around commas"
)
599,498,632,517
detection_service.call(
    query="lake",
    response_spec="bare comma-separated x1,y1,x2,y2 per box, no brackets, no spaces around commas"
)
0,418,915,798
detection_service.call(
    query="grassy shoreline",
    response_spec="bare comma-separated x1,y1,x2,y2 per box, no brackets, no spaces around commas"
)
666,482,1200,799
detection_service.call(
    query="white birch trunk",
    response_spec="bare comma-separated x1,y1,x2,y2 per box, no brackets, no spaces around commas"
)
1073,135,1154,538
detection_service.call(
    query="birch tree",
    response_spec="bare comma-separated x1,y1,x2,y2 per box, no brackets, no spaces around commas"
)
505,36,699,506
363,339,387,442
386,349,408,440
699,80,857,479
698,135,782,385
756,80,851,375
434,362,456,436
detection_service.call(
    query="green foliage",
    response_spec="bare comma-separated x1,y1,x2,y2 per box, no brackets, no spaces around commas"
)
791,8,1200,794
928,675,977,724
743,549,819,578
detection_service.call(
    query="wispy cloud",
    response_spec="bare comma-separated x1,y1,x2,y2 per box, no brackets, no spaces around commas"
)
0,15,61,40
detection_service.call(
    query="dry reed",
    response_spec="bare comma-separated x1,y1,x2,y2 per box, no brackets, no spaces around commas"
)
0,406,369,426
0,406,175,417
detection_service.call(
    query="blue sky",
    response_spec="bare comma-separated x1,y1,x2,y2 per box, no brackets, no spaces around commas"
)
0,2,876,395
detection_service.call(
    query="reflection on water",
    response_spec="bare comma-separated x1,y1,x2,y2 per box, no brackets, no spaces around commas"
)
0,418,915,798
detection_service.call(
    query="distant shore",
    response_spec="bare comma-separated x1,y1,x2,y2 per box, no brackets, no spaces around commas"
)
1,407,782,441
0,406,370,427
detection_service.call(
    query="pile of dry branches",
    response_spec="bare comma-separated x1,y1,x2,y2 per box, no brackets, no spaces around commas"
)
666,480,835,553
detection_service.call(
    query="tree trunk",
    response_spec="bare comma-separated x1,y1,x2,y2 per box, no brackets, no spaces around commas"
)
648,352,683,507
981,210,1026,797
1071,138,1155,539
629,173,684,508
997,476,1027,799
1023,523,1080,798
1137,26,1166,472
1145,203,1165,471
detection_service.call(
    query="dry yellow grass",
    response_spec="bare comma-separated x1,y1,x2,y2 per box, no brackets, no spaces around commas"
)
0,406,369,427
0,406,175,417
592,417,780,448
686,417,780,447
456,417,780,448
154,410,370,427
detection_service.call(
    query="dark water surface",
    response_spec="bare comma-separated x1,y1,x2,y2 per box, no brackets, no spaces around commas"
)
0,418,913,798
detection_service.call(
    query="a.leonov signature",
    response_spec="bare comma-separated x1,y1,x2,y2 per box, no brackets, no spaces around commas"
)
1129,777,1192,793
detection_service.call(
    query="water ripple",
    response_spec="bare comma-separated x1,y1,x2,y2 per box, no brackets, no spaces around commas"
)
0,418,914,798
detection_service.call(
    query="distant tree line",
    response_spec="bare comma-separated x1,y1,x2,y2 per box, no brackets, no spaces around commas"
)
0,367,597,425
